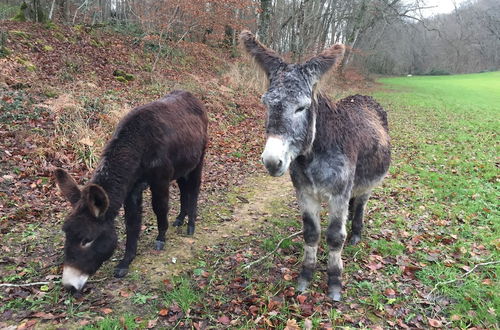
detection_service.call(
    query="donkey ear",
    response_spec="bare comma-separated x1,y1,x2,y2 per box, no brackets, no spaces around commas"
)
82,184,109,219
239,30,284,78
303,44,345,83
54,169,81,206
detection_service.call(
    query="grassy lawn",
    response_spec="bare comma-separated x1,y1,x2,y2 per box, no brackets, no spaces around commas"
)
371,72,500,327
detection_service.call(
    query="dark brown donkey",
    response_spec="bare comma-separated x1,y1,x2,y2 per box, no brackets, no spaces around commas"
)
240,31,391,301
55,90,208,292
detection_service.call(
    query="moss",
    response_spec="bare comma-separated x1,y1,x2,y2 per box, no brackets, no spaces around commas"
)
42,45,53,51
17,57,36,71
43,89,58,98
115,76,128,83
0,32,10,58
123,73,135,81
113,69,135,82
113,69,126,77
0,47,11,58
53,32,66,42
90,39,103,48
10,30,30,39
44,21,57,30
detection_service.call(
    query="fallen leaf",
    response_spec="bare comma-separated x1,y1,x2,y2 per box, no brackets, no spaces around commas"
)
367,261,383,271
428,318,442,327
384,288,396,296
218,315,231,325
147,319,158,328
101,308,113,315
297,294,307,304
284,319,300,330
158,309,169,316
450,314,461,321
31,312,55,319
120,290,131,297
461,265,471,272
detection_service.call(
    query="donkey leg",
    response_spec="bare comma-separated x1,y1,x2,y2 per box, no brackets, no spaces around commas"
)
326,194,349,301
184,162,203,236
115,182,145,278
150,179,170,251
296,190,321,292
348,198,355,221
349,193,370,245
173,177,188,227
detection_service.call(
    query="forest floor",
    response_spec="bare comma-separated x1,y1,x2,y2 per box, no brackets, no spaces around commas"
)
0,21,498,329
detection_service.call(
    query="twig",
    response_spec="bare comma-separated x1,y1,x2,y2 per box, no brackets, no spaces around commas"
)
427,260,500,299
0,277,107,288
0,281,54,288
242,231,303,270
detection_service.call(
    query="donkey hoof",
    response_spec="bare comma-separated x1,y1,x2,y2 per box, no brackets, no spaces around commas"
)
173,218,184,227
296,279,309,292
349,235,361,245
114,268,129,278
328,287,342,302
155,240,165,251
186,226,195,236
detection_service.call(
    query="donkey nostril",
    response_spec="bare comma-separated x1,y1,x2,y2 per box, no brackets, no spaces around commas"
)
63,284,77,293
277,159,283,167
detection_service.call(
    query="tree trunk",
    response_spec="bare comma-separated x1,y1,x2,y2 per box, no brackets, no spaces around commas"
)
258,0,272,44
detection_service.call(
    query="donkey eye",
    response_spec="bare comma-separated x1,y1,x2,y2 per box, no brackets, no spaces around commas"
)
295,106,306,113
81,238,94,248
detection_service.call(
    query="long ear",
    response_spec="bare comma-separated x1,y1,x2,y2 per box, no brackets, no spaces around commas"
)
239,30,284,78
303,44,345,83
54,169,81,206
82,184,109,218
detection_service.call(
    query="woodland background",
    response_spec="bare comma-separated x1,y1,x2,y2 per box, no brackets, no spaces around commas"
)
2,0,499,75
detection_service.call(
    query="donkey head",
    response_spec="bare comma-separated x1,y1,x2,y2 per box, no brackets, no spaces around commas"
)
240,30,345,176
55,169,117,292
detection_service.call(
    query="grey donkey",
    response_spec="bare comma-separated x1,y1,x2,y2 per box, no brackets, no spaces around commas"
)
240,30,391,301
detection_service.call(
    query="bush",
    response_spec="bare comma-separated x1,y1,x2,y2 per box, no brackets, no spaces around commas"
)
0,3,18,20
426,69,451,76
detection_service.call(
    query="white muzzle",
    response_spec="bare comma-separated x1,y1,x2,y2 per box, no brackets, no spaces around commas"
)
261,136,290,177
62,265,89,291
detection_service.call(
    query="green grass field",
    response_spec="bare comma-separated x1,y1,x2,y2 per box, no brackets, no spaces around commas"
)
371,72,500,327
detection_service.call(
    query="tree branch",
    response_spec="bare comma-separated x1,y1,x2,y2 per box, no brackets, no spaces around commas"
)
242,231,303,270
0,281,53,288
0,277,107,288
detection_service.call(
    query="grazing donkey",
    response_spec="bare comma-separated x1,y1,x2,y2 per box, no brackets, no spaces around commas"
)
240,31,390,301
55,90,208,292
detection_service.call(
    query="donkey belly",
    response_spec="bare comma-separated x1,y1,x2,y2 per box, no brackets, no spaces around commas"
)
351,146,390,198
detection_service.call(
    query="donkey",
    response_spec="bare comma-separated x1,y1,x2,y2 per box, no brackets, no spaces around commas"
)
240,31,390,301
55,90,208,292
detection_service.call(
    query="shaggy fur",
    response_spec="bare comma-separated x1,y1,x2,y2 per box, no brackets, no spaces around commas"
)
240,30,390,301
55,90,208,291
